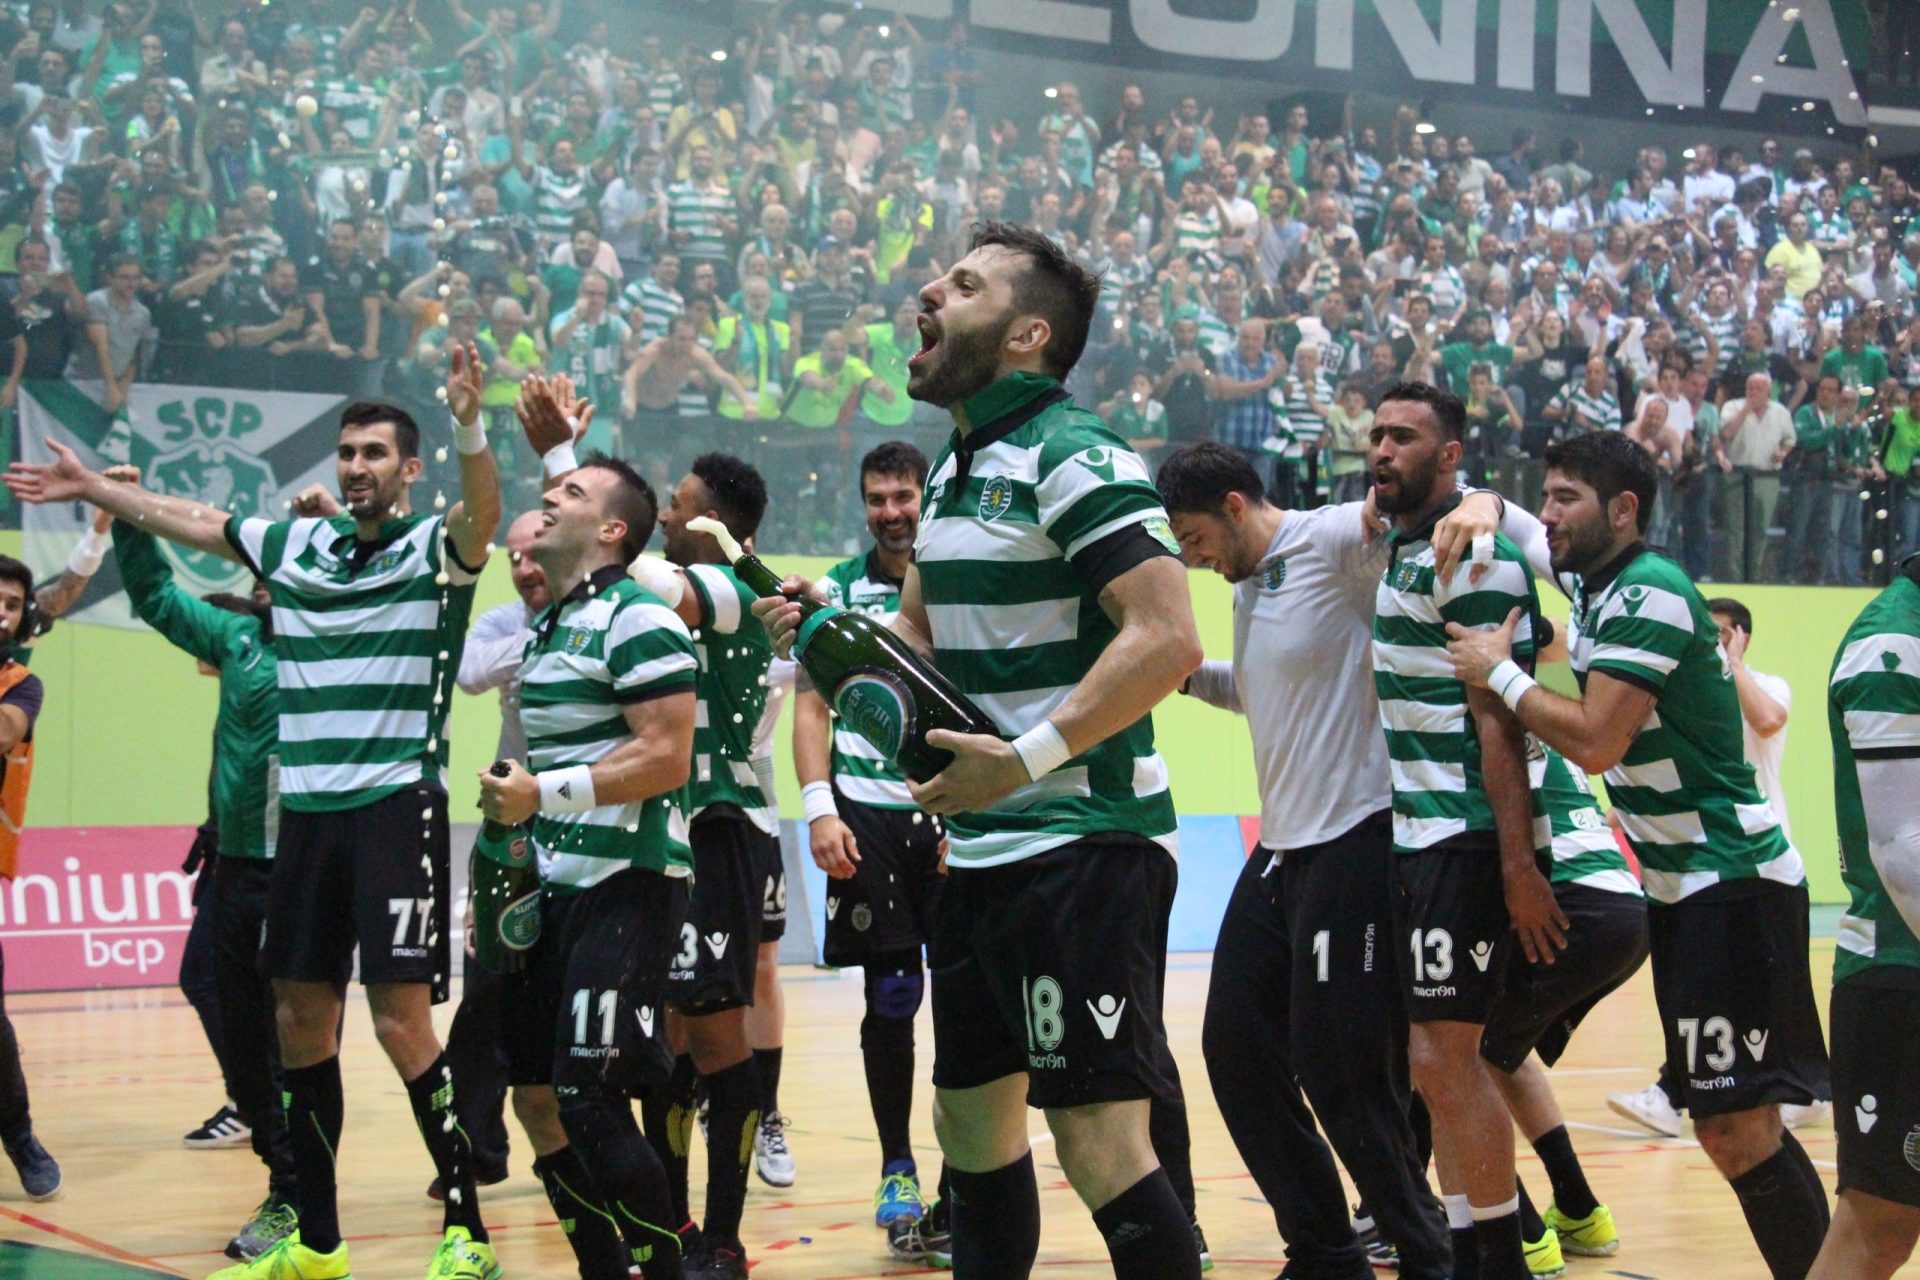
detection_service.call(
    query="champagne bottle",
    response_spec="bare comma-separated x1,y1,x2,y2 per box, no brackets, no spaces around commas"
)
686,517,1000,782
470,761,541,974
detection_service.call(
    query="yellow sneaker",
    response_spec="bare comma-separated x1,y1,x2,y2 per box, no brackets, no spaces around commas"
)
423,1226,502,1280
1523,1225,1566,1278
207,1232,351,1279
1545,1201,1621,1256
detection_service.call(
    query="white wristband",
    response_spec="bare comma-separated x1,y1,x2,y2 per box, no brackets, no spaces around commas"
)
1489,660,1537,714
452,411,488,455
801,781,838,825
67,527,110,576
543,441,579,479
1010,720,1072,782
628,554,686,609
537,764,597,814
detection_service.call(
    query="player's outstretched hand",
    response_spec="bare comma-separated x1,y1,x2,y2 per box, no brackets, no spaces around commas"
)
807,814,860,878
749,575,827,658
478,758,540,826
447,341,484,427
518,373,590,459
4,439,93,505
909,729,1028,816
1445,607,1521,689
1505,864,1570,965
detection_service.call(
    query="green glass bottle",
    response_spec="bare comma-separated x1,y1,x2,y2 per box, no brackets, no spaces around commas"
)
471,762,541,973
686,518,1000,782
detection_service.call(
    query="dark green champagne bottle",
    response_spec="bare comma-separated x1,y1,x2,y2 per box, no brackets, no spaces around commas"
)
692,520,1000,782
471,761,541,974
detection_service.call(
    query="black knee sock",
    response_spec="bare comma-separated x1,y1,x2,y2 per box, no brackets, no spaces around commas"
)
284,1058,344,1255
1730,1134,1829,1280
701,1057,761,1246
859,1011,916,1172
559,1093,683,1280
949,1154,1040,1280
1780,1125,1830,1206
753,1047,783,1118
1092,1169,1202,1280
930,1163,951,1229
404,1054,485,1241
1444,1197,1479,1280
1473,1207,1527,1280
1531,1124,1598,1219
534,1147,629,1280
1148,1093,1197,1220
1515,1180,1545,1241
640,1055,699,1228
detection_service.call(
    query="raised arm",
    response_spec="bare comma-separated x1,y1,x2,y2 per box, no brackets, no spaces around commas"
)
112,518,245,665
442,342,502,568
33,501,115,621
5,440,238,561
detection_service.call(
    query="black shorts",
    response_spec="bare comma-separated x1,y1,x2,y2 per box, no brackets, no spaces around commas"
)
930,836,1179,1110
755,829,787,943
1481,883,1650,1073
1648,880,1830,1118
822,794,943,967
668,807,763,1015
263,787,452,1003
1832,975,1920,1208
1394,841,1510,1025
502,868,688,1095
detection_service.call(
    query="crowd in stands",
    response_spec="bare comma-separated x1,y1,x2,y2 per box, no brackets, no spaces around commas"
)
0,0,1916,574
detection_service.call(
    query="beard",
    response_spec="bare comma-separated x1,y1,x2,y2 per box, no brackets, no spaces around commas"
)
1373,448,1444,517
908,305,1014,408
871,521,916,556
1548,516,1617,576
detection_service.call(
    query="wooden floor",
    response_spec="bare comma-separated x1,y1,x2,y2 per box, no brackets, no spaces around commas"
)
0,942,1908,1279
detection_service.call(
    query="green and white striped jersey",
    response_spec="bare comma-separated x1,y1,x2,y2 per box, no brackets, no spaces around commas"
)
914,373,1180,867
1547,381,1622,434
1828,569,1920,983
684,563,775,834
531,166,591,245
520,569,697,892
1530,740,1639,895
226,512,479,812
1565,545,1803,903
666,179,732,262
820,550,912,809
1373,500,1539,854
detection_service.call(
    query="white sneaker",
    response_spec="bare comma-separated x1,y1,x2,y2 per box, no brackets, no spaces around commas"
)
1782,1100,1833,1130
1607,1082,1683,1137
754,1111,795,1188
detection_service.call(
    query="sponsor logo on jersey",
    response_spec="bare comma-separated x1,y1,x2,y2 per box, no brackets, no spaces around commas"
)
834,671,915,761
979,475,1014,522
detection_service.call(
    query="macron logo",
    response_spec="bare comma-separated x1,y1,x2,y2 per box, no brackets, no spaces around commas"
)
1745,1029,1769,1062
1858,1095,1880,1133
1469,941,1494,972
637,1005,655,1038
826,896,839,921
705,932,730,960
1088,995,1127,1040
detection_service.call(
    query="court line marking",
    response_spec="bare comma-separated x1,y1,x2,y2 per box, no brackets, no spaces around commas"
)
0,1204,185,1276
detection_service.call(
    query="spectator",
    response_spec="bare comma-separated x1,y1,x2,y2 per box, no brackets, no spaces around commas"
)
152,238,234,382
66,251,146,414
786,325,886,429
1155,311,1216,446
1718,371,1798,580
7,238,87,382
1322,381,1373,503
1821,313,1890,411
852,294,917,428
300,217,382,393
665,144,737,291
713,277,792,421
547,269,628,451
1207,317,1278,467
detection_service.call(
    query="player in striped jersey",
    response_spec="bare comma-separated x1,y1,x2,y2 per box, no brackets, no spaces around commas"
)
757,222,1206,1278
1446,430,1831,1280
1370,381,1561,1280
477,452,698,1280
792,441,949,1233
621,453,775,1280
7,351,504,1280
1807,555,1920,1280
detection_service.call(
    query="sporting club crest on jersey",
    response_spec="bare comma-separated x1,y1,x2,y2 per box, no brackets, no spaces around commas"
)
979,475,1014,522
565,624,595,655
1904,1125,1920,1173
1392,559,1421,592
1142,515,1179,555
851,903,873,932
368,546,406,575
1261,557,1289,592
